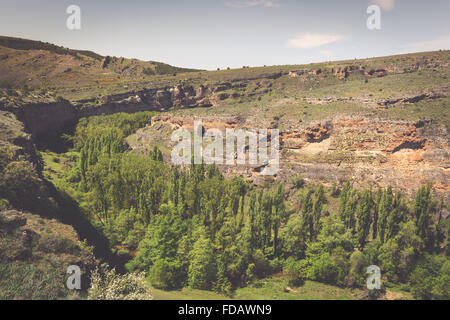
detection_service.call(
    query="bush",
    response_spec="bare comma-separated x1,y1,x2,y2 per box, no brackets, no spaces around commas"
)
284,257,307,287
0,161,42,208
348,250,368,287
252,250,271,279
269,258,283,274
88,264,152,300
37,234,79,254
410,255,450,300
148,259,179,290
0,198,11,211
292,175,305,189
188,234,216,290
307,253,340,285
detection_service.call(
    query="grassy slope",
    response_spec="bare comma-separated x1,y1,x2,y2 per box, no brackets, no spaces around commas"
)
150,277,413,300
0,210,97,300
0,36,201,90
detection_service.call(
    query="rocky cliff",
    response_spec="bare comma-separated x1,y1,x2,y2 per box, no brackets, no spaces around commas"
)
134,114,450,200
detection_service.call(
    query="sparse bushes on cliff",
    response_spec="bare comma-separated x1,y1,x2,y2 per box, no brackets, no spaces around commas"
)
292,174,305,189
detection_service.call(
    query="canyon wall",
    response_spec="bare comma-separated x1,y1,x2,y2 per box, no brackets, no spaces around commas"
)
141,115,450,200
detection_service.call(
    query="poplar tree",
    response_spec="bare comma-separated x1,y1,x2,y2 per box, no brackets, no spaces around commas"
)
357,189,372,248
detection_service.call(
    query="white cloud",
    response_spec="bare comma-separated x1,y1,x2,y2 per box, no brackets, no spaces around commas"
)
372,0,394,11
225,0,280,8
400,35,450,53
319,50,333,60
286,33,344,49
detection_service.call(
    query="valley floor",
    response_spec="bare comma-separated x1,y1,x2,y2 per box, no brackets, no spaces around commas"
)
149,278,412,301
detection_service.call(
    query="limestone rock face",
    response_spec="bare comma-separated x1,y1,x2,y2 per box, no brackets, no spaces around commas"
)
134,115,450,200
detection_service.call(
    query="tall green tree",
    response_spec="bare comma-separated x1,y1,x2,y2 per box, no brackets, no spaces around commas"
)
188,232,217,290
357,189,372,248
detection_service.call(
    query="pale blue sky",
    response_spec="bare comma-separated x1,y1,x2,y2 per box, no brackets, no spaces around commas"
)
0,0,449,70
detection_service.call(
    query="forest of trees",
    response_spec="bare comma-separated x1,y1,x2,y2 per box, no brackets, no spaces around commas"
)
39,112,450,299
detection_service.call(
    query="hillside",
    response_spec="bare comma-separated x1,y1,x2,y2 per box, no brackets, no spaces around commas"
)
0,36,201,90
1,42,448,199
0,37,449,301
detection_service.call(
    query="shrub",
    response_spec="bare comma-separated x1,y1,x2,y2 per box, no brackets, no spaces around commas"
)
269,258,283,274
148,259,176,290
252,249,271,279
307,252,340,285
37,234,79,254
188,235,216,290
348,250,368,287
88,265,152,300
292,175,305,189
410,255,450,300
0,161,42,208
0,198,11,211
284,257,307,287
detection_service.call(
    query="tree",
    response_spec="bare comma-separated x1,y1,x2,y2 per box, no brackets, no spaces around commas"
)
379,221,423,283
410,255,450,300
251,249,271,278
280,214,306,260
372,187,382,240
301,189,314,242
338,182,351,220
414,184,435,252
148,259,179,290
348,250,368,287
378,186,393,243
434,199,447,253
315,214,354,253
386,192,405,240
284,257,307,287
0,161,42,209
312,184,326,240
338,182,357,233
259,193,273,249
188,233,216,290
357,189,372,248
307,252,340,285
272,185,285,255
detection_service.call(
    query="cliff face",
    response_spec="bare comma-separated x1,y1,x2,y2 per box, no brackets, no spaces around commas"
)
3,82,240,145
279,118,449,197
1,86,200,151
135,115,450,200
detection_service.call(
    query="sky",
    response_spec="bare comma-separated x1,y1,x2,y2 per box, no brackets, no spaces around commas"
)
0,0,449,70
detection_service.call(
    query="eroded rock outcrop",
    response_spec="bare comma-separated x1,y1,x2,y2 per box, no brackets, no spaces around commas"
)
135,115,449,200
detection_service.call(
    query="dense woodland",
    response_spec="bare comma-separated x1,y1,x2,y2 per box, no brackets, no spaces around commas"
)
56,112,450,299
1,111,449,300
